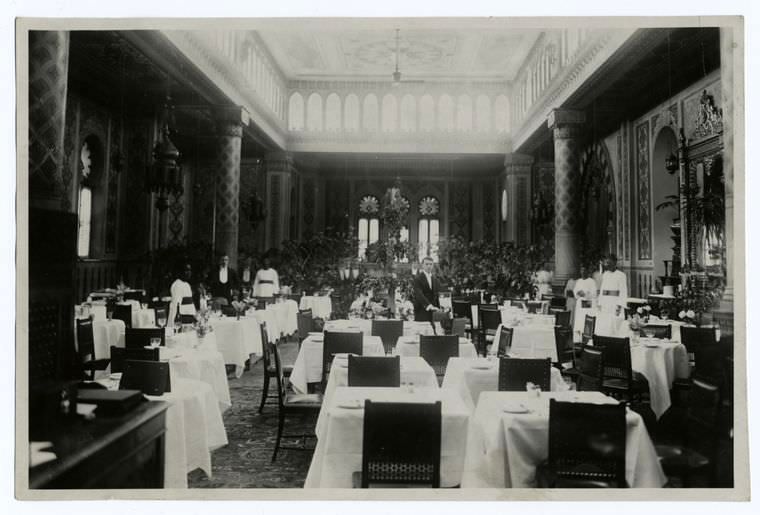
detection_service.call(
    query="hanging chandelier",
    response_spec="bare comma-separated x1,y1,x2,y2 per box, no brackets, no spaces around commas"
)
147,89,182,211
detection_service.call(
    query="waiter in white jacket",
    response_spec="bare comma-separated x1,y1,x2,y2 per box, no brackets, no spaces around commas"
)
597,254,628,335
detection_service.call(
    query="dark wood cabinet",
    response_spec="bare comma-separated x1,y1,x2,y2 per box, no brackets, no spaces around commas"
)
29,400,169,489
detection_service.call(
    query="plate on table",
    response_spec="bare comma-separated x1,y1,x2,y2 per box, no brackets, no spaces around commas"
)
471,362,493,370
502,402,530,414
337,399,363,410
644,342,661,348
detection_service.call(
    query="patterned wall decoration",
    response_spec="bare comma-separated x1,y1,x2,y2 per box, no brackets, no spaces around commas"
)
579,140,616,257
120,120,150,258
105,132,122,253
29,31,69,204
683,80,722,142
516,176,529,245
636,121,652,261
237,159,263,256
616,131,624,260
60,94,77,213
482,181,496,241
168,189,184,245
622,123,631,262
447,183,471,240
215,123,242,262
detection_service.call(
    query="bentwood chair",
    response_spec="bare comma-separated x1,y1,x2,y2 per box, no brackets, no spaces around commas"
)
419,335,459,380
498,357,552,392
595,335,649,402
353,400,442,488
75,318,110,380
322,331,363,388
271,339,322,462
347,355,401,387
536,400,628,488
371,319,404,355
258,322,292,414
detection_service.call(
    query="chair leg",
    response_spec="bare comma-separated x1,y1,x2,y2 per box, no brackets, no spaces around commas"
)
258,373,270,414
272,411,285,462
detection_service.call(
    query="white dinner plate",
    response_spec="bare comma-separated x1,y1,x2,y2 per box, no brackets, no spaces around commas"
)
502,402,530,414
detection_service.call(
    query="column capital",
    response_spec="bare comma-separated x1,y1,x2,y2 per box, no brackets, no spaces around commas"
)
547,109,586,132
214,105,250,137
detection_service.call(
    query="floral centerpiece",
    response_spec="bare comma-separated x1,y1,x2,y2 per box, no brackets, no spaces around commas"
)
629,304,652,332
194,306,214,338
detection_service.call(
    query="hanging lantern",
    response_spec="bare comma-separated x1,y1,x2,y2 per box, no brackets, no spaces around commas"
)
147,94,182,211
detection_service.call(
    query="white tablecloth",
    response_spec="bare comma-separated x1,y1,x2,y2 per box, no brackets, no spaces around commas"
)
441,357,568,412
323,319,436,337
161,345,232,412
305,386,470,488
488,324,558,361
289,335,386,394
90,319,126,361
499,308,556,328
323,356,439,408
268,300,299,336
461,391,666,488
208,316,263,377
300,296,333,320
394,335,477,358
629,338,690,418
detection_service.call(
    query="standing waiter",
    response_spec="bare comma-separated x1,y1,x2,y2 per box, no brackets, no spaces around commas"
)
413,256,442,322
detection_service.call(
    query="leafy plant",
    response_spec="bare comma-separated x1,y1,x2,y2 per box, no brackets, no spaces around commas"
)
277,231,358,294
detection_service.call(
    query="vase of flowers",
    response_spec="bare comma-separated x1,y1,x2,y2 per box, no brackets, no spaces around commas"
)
194,306,214,339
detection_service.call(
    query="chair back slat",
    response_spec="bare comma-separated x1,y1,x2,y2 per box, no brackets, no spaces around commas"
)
361,400,441,488
347,356,401,387
498,357,551,391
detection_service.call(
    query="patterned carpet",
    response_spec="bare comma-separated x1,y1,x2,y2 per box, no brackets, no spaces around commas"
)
188,342,315,488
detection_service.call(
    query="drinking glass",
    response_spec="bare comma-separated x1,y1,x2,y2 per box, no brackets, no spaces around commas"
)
157,317,167,328
150,337,161,348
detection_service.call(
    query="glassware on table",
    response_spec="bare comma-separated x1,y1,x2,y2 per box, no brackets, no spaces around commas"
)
157,316,167,328
526,382,542,397
563,376,577,391
149,337,162,348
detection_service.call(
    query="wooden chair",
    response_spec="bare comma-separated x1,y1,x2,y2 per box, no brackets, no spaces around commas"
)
582,315,596,345
498,357,552,392
495,325,514,358
119,359,171,395
526,301,544,314
347,355,401,387
575,346,605,391
452,299,473,337
450,317,468,338
431,310,451,335
353,400,441,488
656,378,721,487
371,319,404,355
594,335,649,402
258,322,292,414
553,326,575,369
322,331,363,388
477,305,501,356
297,309,314,343
419,335,459,379
536,400,627,488
109,346,126,374
554,310,572,330
153,305,169,327
509,299,526,309
111,304,133,328
124,327,165,350
271,339,322,462
75,318,110,380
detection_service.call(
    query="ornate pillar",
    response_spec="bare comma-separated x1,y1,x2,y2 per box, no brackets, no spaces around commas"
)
502,153,534,244
265,152,295,249
548,109,585,284
214,114,243,267
29,31,70,210
719,26,737,309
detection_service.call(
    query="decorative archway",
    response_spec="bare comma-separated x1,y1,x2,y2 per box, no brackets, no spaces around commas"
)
579,141,616,262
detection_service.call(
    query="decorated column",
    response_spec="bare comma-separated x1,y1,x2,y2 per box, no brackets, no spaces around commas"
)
502,153,534,245
264,152,296,249
214,110,244,267
29,30,70,210
547,109,585,284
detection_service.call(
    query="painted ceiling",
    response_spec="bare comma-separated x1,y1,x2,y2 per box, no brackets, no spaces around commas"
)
255,21,543,82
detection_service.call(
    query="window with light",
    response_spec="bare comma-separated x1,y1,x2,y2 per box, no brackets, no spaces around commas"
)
417,196,440,262
357,195,380,259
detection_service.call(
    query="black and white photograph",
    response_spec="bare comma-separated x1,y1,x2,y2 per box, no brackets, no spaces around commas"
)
9,2,754,507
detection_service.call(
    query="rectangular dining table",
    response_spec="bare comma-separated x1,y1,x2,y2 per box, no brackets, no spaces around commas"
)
460,391,666,488
305,386,470,488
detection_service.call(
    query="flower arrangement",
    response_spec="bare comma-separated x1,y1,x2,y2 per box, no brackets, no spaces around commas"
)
395,298,415,321
629,305,652,332
194,306,214,338
678,309,698,325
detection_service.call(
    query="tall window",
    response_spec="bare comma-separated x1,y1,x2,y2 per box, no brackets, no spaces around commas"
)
77,140,93,257
417,196,440,261
357,195,380,259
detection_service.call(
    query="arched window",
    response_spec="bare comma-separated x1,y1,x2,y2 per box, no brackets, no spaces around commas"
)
325,93,342,131
306,92,323,131
381,94,398,132
77,138,98,257
288,92,304,131
456,94,473,132
344,94,360,131
400,94,416,132
438,95,454,131
362,94,379,131
417,196,440,262
357,195,380,259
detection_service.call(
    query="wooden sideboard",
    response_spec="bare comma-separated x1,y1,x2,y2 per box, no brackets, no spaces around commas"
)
29,400,169,489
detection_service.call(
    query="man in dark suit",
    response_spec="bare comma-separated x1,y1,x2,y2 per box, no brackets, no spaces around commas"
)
208,254,239,304
413,256,442,322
